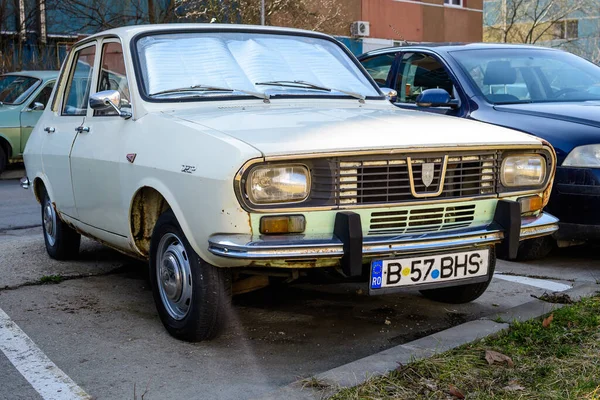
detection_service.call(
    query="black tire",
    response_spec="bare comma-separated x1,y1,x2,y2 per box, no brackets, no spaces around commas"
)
515,236,554,261
0,145,6,175
149,210,231,342
419,248,496,304
41,188,81,260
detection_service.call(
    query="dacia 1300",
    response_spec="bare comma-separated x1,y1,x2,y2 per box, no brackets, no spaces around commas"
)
21,25,558,341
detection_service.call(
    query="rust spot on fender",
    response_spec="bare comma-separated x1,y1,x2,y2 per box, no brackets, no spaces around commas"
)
130,188,168,257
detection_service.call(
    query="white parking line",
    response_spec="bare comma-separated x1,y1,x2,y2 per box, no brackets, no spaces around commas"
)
494,273,572,292
0,307,91,400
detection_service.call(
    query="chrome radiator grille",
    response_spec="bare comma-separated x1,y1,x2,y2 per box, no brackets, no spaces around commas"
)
337,152,498,205
368,204,477,235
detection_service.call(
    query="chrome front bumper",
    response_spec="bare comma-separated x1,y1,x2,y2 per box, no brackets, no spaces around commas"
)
208,212,558,261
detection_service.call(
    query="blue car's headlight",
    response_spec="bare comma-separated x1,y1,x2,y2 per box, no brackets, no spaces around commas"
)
563,144,600,168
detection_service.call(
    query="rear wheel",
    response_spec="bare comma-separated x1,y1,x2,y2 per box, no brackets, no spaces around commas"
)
149,210,231,341
0,146,6,175
420,248,496,304
515,236,554,261
41,189,81,260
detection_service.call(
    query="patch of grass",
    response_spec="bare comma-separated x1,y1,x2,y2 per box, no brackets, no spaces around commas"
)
332,296,600,400
39,274,64,284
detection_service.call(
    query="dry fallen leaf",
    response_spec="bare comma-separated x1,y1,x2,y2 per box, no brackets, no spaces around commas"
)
448,384,465,399
485,350,515,367
384,318,391,325
542,314,554,328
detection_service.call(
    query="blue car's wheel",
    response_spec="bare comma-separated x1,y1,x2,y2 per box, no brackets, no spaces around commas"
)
516,236,554,261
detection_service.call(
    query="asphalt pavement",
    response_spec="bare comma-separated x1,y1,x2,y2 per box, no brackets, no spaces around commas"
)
0,178,40,231
0,172,599,400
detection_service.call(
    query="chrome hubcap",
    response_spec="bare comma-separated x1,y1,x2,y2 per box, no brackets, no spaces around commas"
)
43,200,56,246
157,233,192,320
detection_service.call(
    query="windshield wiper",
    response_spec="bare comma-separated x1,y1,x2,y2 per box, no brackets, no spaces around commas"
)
255,80,366,100
150,84,269,100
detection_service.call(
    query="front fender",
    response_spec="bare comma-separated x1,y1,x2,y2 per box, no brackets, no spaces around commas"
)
128,176,253,267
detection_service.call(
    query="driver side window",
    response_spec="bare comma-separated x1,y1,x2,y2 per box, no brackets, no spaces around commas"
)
95,42,130,116
29,82,54,110
361,53,396,87
395,53,456,103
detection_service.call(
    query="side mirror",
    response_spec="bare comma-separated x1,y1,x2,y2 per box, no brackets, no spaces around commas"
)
416,88,459,109
380,87,398,103
31,102,44,111
89,90,132,119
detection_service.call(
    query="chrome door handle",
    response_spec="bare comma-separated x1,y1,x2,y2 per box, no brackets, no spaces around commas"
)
44,127,55,133
75,126,90,133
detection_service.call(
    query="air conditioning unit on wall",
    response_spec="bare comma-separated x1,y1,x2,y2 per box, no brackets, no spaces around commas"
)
350,21,370,37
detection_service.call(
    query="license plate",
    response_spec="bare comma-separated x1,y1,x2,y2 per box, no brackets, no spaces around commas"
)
370,249,489,289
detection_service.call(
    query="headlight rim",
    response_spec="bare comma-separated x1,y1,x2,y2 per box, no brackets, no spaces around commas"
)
244,163,311,206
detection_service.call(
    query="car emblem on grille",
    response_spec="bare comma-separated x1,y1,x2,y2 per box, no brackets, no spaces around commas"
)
422,163,435,188
407,156,449,198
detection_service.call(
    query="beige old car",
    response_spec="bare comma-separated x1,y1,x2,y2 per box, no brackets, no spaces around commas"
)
22,24,558,341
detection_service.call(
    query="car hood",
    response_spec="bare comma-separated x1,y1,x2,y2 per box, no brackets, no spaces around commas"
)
494,101,600,129
168,104,542,157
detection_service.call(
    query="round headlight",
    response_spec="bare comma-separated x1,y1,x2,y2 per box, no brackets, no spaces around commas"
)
562,144,600,168
501,155,546,187
247,165,310,204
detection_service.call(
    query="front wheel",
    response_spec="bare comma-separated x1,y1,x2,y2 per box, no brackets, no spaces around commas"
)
420,248,496,304
41,189,81,260
149,210,231,342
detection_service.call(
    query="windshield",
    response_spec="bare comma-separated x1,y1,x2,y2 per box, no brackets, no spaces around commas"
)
452,48,600,104
135,32,381,101
0,75,41,105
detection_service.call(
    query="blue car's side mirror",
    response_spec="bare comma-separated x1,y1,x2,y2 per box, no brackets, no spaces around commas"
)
416,88,459,109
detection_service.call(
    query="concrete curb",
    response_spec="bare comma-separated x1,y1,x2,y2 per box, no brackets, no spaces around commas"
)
260,283,599,400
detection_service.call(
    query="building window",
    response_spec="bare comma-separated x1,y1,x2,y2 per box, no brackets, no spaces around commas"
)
554,20,579,39
444,0,463,6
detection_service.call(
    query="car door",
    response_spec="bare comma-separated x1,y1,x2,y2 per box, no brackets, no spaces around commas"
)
70,39,132,236
20,80,55,153
40,43,96,218
391,52,466,117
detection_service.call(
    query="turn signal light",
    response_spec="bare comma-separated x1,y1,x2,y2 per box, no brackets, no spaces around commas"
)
518,195,543,214
260,215,306,234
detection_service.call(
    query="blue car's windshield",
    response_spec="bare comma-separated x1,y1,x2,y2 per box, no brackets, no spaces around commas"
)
452,48,600,104
0,75,41,105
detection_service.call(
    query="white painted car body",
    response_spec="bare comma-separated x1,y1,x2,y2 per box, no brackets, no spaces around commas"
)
23,24,556,271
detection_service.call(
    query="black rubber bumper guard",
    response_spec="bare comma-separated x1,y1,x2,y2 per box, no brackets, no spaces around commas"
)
333,200,522,277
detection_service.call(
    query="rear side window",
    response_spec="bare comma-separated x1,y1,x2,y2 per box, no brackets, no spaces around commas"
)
62,45,96,116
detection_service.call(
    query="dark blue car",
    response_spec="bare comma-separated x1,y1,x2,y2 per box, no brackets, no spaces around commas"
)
359,44,600,259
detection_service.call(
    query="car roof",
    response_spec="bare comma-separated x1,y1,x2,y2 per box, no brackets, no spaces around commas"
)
81,23,334,43
2,70,59,80
358,42,562,58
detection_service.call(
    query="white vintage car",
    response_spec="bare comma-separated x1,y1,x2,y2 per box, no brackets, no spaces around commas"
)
22,24,558,341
